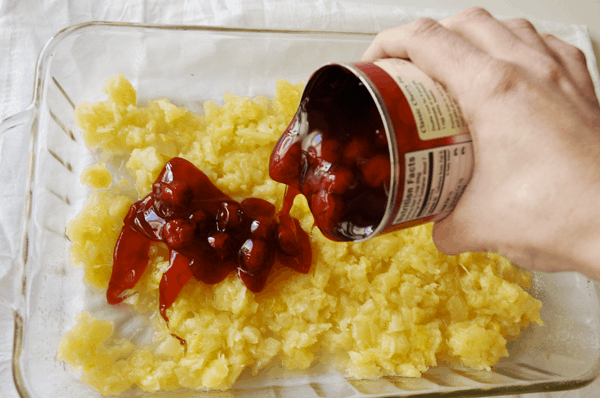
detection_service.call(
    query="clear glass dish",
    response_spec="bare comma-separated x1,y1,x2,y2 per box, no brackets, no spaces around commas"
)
1,21,600,398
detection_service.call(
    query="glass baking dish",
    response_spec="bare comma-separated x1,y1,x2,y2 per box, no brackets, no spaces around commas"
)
1,21,600,398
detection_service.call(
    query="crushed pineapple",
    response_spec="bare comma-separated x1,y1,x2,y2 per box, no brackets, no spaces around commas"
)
58,74,543,395
80,162,112,189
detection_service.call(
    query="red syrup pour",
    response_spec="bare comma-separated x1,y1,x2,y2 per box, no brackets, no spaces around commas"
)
107,157,312,323
269,71,390,241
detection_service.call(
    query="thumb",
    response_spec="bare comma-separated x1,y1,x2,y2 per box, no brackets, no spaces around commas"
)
431,212,485,256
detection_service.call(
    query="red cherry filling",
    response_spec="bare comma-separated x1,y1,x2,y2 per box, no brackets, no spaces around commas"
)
153,180,193,219
276,215,311,274
107,216,153,305
277,215,302,256
108,157,312,322
239,239,270,274
159,251,194,323
241,197,276,218
249,216,277,240
321,165,356,195
342,137,373,167
321,139,341,164
306,146,320,169
269,69,390,241
311,190,346,233
190,209,209,231
163,219,197,249
207,231,235,259
362,154,391,189
269,138,303,188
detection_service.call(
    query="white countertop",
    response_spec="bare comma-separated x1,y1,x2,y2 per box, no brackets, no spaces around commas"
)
1,1,599,397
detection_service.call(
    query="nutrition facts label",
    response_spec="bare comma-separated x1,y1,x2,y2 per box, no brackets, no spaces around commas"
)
394,141,473,225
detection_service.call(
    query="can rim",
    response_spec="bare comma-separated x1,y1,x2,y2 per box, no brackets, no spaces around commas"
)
305,63,398,242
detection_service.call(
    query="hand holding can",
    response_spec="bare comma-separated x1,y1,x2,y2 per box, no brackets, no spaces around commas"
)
361,7,600,281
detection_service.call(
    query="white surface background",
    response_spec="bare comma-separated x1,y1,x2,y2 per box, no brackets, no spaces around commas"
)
1,1,600,397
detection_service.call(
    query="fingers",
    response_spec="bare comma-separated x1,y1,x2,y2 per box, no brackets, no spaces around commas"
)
439,9,533,63
431,215,477,256
361,16,490,98
541,33,599,107
439,9,582,95
362,8,597,110
430,188,488,256
501,18,549,52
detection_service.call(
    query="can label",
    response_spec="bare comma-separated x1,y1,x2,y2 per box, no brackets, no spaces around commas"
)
352,59,473,234
395,142,473,224
374,59,469,141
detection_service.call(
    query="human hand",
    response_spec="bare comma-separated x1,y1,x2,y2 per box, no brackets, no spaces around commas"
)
362,8,600,280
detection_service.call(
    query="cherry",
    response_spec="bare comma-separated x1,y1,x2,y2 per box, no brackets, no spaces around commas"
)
342,137,372,166
153,180,193,219
207,231,235,259
237,256,274,293
163,180,193,210
239,239,269,274
277,215,301,256
321,165,356,195
163,218,197,249
276,214,312,274
130,196,164,241
250,216,277,240
361,154,391,188
190,251,236,285
217,201,244,232
311,190,346,233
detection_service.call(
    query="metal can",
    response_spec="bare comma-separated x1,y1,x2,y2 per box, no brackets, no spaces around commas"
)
270,59,473,242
